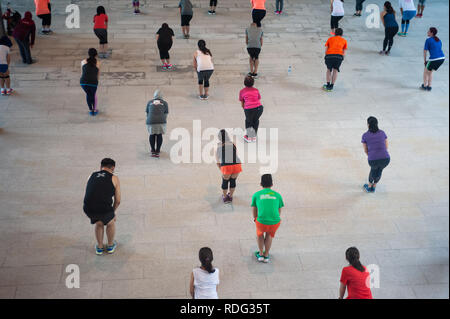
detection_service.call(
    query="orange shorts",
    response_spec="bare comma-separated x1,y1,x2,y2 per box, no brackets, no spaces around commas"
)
220,163,242,175
255,220,281,237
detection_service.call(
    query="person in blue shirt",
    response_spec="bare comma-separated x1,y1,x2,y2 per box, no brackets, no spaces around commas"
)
421,27,445,91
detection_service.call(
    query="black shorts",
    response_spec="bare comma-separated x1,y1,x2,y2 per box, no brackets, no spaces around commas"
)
210,0,218,6
181,15,192,26
330,15,343,29
247,48,261,60
426,59,445,71
84,209,115,225
38,13,51,26
325,54,344,72
94,28,108,44
197,69,214,87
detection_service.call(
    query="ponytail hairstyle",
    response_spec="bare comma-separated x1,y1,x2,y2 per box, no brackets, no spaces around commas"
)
384,1,394,14
96,6,106,16
429,27,440,42
199,247,215,274
367,116,379,133
197,40,212,56
218,129,230,144
87,48,98,66
345,247,365,272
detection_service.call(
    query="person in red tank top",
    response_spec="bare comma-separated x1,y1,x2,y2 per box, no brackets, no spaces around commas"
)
339,247,373,299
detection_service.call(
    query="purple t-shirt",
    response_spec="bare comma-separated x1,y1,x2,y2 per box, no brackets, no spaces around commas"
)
361,130,390,161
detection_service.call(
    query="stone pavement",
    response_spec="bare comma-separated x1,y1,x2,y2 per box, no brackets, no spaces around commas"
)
0,0,448,299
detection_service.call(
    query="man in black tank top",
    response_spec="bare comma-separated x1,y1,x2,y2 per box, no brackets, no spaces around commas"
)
83,158,121,255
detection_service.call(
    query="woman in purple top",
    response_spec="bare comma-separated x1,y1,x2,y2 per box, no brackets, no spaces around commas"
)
361,117,390,193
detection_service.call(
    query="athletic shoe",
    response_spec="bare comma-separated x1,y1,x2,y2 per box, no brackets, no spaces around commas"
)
202,95,209,100
151,152,158,157
223,194,230,203
227,193,233,203
263,255,270,263
363,184,372,193
167,64,173,70
186,34,190,39
420,84,427,90
385,51,391,56
208,10,213,14
89,111,95,116
254,251,265,262
93,110,98,115
155,152,160,158
252,137,257,142
379,50,385,55
330,31,335,35
243,135,252,143
275,11,279,14
278,11,282,14
397,32,405,36
427,86,432,91
353,13,359,16
6,89,13,95
95,244,104,255
212,11,216,15
252,73,258,79
162,64,168,70
106,241,117,254
1,89,5,96
247,72,253,77
322,84,332,92
198,95,205,100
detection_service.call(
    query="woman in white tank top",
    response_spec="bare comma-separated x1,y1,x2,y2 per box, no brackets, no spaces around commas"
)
330,0,345,35
193,40,214,100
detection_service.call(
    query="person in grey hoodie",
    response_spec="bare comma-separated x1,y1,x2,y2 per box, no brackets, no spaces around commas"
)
146,90,169,157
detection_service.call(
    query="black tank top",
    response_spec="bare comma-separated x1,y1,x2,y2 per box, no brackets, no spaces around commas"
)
80,62,99,85
83,170,115,214
217,142,241,166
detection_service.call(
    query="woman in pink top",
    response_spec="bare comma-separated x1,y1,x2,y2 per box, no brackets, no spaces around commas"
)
239,76,264,143
251,0,266,27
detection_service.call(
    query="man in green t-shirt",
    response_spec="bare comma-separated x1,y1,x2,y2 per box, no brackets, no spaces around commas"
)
251,174,284,263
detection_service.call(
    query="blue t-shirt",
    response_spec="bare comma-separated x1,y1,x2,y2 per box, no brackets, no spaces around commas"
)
424,37,445,61
361,130,390,161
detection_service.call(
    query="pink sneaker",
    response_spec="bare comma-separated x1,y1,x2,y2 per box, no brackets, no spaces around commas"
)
6,88,13,95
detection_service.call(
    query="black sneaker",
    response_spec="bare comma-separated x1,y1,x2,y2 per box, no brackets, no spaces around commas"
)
420,84,427,90
427,86,432,91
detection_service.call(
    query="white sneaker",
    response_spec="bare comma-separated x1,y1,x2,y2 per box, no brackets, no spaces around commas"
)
1,88,6,96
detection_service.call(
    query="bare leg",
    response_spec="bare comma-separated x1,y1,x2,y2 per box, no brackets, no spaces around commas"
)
5,76,10,89
326,69,332,83
106,220,116,246
249,57,254,73
229,173,239,197
167,59,171,65
254,59,259,74
222,174,231,196
186,26,190,36
423,67,429,86
257,235,265,256
204,87,209,97
0,74,5,88
161,59,165,65
95,221,105,248
198,85,204,96
331,69,339,84
263,233,273,257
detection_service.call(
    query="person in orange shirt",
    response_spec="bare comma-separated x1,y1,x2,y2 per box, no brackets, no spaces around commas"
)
34,0,52,34
323,28,347,92
251,0,266,27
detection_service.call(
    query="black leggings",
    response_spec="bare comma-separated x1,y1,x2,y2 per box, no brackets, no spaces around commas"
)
81,85,97,111
149,134,163,152
368,158,390,184
252,9,266,27
383,26,399,51
331,15,343,29
356,0,365,11
244,105,264,138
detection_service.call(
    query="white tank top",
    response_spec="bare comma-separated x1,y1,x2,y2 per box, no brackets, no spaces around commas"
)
332,0,345,16
193,267,219,299
196,50,214,72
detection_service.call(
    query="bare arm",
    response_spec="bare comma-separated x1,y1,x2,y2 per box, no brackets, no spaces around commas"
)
330,0,333,13
423,50,428,64
338,282,346,299
278,207,282,217
260,36,263,47
189,272,195,298
193,52,198,70
156,34,159,41
112,176,121,212
252,206,258,221
362,143,368,156
245,34,248,45
385,139,388,150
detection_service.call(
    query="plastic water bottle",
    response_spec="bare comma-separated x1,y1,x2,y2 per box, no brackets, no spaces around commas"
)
288,65,292,76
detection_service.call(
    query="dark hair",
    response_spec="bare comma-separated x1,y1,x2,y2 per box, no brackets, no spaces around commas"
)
199,247,215,274
367,116,379,133
261,174,273,188
87,48,98,66
429,27,440,42
218,129,230,144
0,36,12,47
101,158,116,169
335,28,343,36
384,1,394,14
96,6,106,15
161,23,169,29
244,76,254,88
345,247,365,272
198,40,212,56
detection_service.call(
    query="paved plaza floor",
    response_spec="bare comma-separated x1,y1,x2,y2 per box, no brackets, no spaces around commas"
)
0,0,448,299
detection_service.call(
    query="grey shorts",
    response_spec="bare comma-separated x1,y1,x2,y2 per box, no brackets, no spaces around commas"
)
147,124,166,135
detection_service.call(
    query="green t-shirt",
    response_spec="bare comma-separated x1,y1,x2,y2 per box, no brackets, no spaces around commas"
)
251,188,284,225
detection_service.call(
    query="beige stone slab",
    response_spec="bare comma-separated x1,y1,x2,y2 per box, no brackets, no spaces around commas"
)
15,282,102,299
